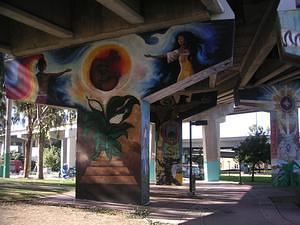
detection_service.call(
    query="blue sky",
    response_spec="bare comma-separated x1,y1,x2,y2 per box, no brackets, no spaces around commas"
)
182,111,271,139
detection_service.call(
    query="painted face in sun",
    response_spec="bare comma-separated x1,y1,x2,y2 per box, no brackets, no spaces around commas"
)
83,44,131,92
90,50,122,91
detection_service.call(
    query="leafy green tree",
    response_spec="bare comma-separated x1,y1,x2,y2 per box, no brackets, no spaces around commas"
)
43,146,60,172
13,102,38,178
238,125,270,182
13,102,76,179
10,151,24,161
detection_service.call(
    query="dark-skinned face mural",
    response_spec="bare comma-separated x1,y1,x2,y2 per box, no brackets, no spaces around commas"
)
4,19,234,204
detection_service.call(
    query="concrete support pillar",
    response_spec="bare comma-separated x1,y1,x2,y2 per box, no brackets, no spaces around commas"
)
149,122,156,183
188,104,233,182
156,119,182,185
65,128,77,168
270,104,300,186
60,138,67,173
76,99,150,205
202,118,221,181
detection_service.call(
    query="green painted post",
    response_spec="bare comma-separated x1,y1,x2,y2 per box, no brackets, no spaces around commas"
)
3,152,10,178
3,98,12,178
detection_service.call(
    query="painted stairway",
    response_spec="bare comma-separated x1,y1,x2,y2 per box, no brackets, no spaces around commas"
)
81,157,137,185
77,155,140,203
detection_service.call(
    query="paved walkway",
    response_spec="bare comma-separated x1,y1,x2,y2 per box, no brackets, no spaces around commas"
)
33,181,300,225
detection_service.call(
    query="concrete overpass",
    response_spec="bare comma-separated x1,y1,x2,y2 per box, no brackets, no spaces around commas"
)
1,0,300,205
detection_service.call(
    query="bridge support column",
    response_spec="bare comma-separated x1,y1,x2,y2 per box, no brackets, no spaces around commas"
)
76,100,150,205
202,118,223,181
188,104,233,182
156,119,182,185
270,104,300,186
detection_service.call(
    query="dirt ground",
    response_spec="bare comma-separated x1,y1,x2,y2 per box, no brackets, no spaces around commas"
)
0,203,149,225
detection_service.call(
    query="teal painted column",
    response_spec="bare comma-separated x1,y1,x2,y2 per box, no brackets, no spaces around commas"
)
149,123,156,183
204,160,220,181
202,118,221,182
3,98,12,178
3,152,10,178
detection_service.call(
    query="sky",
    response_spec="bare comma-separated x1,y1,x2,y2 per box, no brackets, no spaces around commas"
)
182,111,271,139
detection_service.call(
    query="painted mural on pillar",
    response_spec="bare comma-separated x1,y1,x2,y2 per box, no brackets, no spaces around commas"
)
238,82,300,186
156,120,182,185
277,9,300,66
4,19,233,203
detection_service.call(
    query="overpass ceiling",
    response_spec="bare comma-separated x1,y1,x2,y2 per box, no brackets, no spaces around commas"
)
1,0,299,117
151,0,300,119
0,0,212,56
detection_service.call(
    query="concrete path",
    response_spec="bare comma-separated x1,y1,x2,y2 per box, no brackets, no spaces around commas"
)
33,181,300,225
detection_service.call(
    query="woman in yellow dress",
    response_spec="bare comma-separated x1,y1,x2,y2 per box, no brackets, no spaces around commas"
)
145,32,196,82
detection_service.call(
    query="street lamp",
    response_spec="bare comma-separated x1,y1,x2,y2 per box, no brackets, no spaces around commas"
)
189,120,207,195
233,144,242,185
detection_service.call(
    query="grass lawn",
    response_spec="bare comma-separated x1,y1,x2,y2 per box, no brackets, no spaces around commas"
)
220,174,272,184
0,178,75,202
0,177,75,187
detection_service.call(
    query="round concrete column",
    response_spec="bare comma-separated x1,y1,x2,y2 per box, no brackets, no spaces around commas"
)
202,119,221,181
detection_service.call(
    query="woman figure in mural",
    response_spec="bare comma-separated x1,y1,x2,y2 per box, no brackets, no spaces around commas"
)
36,55,72,104
157,156,181,185
145,32,200,82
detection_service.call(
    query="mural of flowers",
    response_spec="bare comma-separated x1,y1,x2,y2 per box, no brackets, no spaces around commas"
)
82,95,140,160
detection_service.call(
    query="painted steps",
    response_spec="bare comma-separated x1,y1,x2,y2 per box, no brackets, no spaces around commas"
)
81,157,137,185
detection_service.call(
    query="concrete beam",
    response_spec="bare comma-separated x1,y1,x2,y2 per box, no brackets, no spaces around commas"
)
0,2,73,38
11,0,210,56
239,0,279,87
254,64,292,86
269,69,300,85
201,0,224,14
209,74,217,88
96,0,144,24
0,43,11,54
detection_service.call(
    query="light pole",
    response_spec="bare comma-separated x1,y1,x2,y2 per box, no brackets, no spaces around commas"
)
189,121,193,194
189,120,207,195
233,144,242,184
237,147,242,185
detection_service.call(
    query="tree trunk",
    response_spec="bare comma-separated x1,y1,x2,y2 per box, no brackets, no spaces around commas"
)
37,135,44,179
23,133,32,178
251,164,255,182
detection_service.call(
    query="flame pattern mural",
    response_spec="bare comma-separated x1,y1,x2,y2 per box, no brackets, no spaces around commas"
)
239,82,300,187
4,20,234,204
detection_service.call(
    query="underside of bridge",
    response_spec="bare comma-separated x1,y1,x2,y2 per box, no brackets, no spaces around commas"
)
1,0,298,110
1,0,300,204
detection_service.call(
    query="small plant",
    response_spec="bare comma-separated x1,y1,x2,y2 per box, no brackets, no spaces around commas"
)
82,95,139,161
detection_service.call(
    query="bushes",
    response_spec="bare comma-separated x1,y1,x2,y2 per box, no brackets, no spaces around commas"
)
43,146,60,172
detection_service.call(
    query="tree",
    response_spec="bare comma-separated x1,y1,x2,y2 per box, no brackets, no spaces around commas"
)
238,125,270,182
13,102,76,179
36,105,67,179
43,146,60,172
13,102,38,178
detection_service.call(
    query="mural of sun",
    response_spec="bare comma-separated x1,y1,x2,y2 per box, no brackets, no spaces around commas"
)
82,44,131,92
